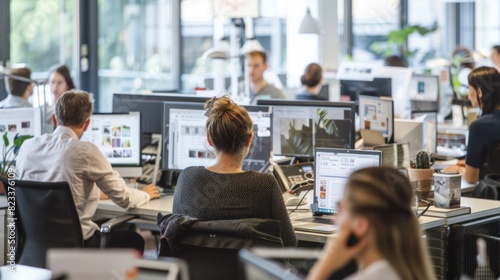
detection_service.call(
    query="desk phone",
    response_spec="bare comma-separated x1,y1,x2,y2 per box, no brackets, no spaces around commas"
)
272,162,314,192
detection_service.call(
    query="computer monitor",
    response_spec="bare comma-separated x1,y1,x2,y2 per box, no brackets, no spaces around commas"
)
257,100,356,157
81,112,142,177
162,102,272,171
314,148,382,215
340,78,392,103
412,111,437,154
358,95,394,143
394,119,424,158
409,74,440,112
0,107,42,161
112,93,208,147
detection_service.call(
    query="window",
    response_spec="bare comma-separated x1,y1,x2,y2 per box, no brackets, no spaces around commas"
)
98,0,175,112
352,0,400,63
475,0,500,53
180,0,287,93
10,0,75,106
408,0,446,71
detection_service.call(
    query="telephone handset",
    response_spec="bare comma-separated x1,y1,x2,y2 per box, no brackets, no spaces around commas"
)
271,162,314,192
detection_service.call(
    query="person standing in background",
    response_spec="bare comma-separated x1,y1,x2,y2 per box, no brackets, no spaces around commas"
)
0,67,33,108
490,46,500,73
296,63,327,101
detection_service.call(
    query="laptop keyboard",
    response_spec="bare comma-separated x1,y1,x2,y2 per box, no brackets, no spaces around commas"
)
297,217,335,225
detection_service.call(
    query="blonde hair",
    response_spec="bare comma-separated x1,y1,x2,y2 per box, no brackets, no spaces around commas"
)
346,167,436,280
204,96,253,155
55,90,93,127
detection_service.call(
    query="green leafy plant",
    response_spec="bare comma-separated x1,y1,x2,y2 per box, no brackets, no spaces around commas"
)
410,150,435,169
1,132,33,175
316,108,338,137
372,22,437,66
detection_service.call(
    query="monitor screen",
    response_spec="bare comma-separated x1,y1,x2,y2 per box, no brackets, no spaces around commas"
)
358,95,394,143
81,113,141,166
394,119,423,158
314,148,381,214
112,93,208,146
340,78,392,103
412,111,437,154
0,108,42,161
257,100,355,157
409,74,439,101
163,102,272,171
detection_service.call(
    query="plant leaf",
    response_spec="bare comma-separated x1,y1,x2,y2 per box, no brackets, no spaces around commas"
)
3,132,9,148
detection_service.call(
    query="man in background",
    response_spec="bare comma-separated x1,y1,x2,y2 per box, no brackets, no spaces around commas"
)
0,67,34,108
16,90,160,247
240,51,286,103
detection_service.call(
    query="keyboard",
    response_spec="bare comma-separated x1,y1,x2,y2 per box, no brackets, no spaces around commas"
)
296,217,335,225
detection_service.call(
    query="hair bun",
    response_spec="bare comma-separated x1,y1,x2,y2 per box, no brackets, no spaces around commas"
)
205,95,233,117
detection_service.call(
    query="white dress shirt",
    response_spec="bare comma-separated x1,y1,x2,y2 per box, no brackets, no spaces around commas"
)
0,95,32,108
16,126,150,240
345,260,400,280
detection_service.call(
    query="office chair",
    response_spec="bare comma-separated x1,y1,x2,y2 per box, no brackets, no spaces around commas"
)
158,215,284,280
480,143,500,180
0,176,139,268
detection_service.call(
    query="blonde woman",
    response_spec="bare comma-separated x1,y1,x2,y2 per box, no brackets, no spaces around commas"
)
307,167,435,280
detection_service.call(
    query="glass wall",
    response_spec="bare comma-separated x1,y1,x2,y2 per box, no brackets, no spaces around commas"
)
351,0,400,63
10,0,75,106
180,0,287,93
408,0,446,72
98,0,175,112
475,0,500,58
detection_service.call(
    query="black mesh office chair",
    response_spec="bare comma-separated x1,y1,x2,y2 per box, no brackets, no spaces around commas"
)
480,143,500,180
158,214,284,280
0,176,139,268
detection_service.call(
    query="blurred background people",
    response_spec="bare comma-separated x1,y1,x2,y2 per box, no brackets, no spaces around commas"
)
384,55,408,67
451,47,475,96
0,67,33,108
490,45,500,73
296,63,326,101
46,65,76,123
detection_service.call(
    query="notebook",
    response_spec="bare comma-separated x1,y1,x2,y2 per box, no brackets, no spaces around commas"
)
292,148,382,234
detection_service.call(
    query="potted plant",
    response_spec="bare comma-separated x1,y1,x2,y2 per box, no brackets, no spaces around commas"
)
0,132,33,193
408,151,435,200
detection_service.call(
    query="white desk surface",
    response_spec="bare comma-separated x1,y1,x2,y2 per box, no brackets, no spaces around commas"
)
288,212,445,244
445,197,500,225
96,195,174,220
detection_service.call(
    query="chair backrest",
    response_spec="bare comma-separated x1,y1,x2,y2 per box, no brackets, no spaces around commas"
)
158,217,283,280
481,143,500,179
0,176,83,268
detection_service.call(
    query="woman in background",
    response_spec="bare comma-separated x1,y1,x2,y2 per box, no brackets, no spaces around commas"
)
307,167,435,280
172,96,297,247
296,63,327,101
46,65,76,124
444,66,500,183
49,65,75,102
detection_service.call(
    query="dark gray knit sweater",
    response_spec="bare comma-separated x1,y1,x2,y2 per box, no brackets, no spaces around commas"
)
173,166,297,247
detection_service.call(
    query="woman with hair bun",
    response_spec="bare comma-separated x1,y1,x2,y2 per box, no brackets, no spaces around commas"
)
296,63,327,101
172,96,297,247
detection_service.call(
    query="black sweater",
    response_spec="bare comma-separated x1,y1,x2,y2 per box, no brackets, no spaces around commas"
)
173,166,297,247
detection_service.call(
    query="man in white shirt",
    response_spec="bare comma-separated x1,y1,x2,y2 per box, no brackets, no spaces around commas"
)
16,90,160,247
0,67,34,108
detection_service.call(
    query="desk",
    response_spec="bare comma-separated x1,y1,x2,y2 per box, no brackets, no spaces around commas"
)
288,212,446,244
445,197,500,225
96,195,174,221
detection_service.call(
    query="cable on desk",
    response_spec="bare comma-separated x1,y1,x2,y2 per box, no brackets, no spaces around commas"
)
288,190,311,215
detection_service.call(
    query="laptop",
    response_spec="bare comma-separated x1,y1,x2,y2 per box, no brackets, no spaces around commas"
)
292,148,382,234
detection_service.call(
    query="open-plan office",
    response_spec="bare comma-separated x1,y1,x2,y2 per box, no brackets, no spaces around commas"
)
1,0,500,279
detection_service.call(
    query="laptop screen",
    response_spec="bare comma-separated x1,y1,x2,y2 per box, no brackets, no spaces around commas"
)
314,148,382,214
